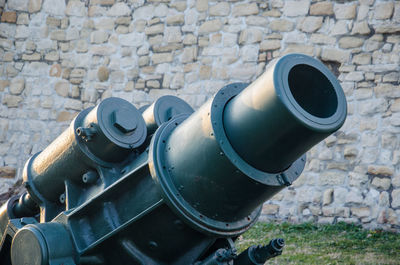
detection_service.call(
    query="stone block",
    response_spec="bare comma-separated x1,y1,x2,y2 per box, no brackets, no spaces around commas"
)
330,20,349,36
0,80,10,92
310,1,333,15
65,98,82,110
368,165,394,177
209,2,230,16
334,3,357,19
352,53,371,65
198,19,222,33
56,111,75,122
374,23,400,34
50,30,66,41
299,16,323,33
66,28,79,40
374,83,400,98
260,40,281,51
323,188,334,205
393,175,400,188
9,78,25,95
17,13,29,25
170,1,186,12
90,0,115,5
43,0,66,16
345,71,364,81
269,19,294,32
238,28,262,44
339,37,364,49
240,45,258,62
151,53,173,64
65,0,86,16
2,94,22,107
374,2,394,20
170,73,184,89
45,51,59,61
124,81,134,92
321,48,350,63
232,3,259,16
183,34,197,45
319,171,347,186
29,0,42,13
383,72,399,83
153,43,182,53
49,64,61,77
70,68,86,79
46,17,61,27
166,14,184,25
95,18,114,30
15,25,30,39
119,32,145,47
318,217,334,224
1,12,17,23
22,53,41,61
245,16,268,27
283,0,310,17
351,21,371,35
310,34,336,45
0,166,16,178
95,66,108,82
145,24,164,35
196,0,208,12
345,190,363,204
108,2,131,16
146,80,160,89
379,191,390,207
371,177,391,190
8,0,29,11
262,204,279,215
262,9,281,17
164,26,182,43
138,56,149,66
344,146,358,158
181,46,197,63
392,189,400,208
90,30,109,44
199,65,211,79
351,207,370,218
283,44,314,56
54,80,69,97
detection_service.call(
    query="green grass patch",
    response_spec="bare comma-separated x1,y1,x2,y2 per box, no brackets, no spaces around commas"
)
236,222,400,264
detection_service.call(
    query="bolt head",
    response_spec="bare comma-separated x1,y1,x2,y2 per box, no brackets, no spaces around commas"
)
112,109,137,133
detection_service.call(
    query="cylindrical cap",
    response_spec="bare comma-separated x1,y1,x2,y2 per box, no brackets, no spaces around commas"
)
142,95,194,134
80,97,147,162
11,226,48,265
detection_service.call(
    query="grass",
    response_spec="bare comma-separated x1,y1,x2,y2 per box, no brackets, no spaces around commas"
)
236,222,400,265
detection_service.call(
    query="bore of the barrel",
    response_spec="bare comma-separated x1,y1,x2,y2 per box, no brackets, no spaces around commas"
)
288,64,338,119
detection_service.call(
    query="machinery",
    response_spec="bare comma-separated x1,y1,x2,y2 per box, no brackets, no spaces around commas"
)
0,54,347,265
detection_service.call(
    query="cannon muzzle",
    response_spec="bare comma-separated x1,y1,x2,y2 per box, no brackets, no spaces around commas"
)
224,54,346,173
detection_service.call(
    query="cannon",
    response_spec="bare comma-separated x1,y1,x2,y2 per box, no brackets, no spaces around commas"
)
0,54,347,265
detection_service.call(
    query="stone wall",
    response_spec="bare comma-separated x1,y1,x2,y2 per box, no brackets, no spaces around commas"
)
0,0,399,230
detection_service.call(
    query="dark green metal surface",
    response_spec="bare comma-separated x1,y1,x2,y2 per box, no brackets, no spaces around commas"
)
0,54,347,265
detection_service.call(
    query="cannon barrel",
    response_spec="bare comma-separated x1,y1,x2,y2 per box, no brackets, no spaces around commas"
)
155,54,346,231
0,54,346,265
223,55,346,173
